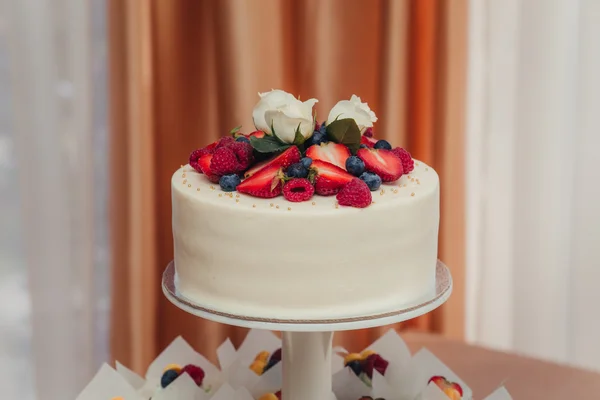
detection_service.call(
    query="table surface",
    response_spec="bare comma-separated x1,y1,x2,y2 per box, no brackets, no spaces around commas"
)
403,332,600,399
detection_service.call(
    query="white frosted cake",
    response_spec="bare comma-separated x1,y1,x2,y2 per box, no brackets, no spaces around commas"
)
171,90,439,320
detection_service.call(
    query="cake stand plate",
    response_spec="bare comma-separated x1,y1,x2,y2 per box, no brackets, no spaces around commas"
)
162,261,452,400
162,260,452,331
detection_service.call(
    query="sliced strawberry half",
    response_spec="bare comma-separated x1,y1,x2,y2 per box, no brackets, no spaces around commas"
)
357,148,404,182
244,146,301,178
198,154,221,183
306,142,351,170
309,160,354,196
360,135,378,148
237,164,284,198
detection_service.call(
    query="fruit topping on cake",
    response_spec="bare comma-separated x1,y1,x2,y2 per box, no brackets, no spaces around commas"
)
198,154,221,183
345,155,366,176
373,139,392,150
160,368,180,388
283,179,314,202
309,160,354,196
337,178,372,208
357,148,404,182
237,164,285,198
249,348,282,376
305,142,351,169
244,146,301,178
429,376,463,399
219,174,241,192
391,147,414,173
359,171,382,191
286,162,309,179
184,90,424,207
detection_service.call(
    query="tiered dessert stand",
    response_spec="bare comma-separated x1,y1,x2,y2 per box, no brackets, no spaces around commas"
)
162,261,452,400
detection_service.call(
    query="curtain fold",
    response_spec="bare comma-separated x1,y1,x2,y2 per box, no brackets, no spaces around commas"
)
109,0,467,370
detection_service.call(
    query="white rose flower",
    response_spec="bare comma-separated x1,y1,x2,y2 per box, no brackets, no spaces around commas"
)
252,90,318,144
326,95,378,133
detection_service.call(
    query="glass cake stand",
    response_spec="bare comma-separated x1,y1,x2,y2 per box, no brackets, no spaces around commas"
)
162,260,452,400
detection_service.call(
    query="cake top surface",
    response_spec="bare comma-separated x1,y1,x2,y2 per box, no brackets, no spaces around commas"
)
180,90,438,209
173,159,438,214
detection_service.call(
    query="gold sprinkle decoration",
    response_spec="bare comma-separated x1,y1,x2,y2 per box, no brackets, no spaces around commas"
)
270,203,274,207
312,201,316,206
372,200,376,204
335,203,339,209
236,194,240,198
411,192,415,196
218,194,222,197
183,179,187,184
393,189,398,193
210,186,215,190
276,205,279,209
197,188,200,191
287,207,291,211
416,162,420,166
403,184,407,187
252,204,256,208
187,184,191,188
180,165,184,168
425,168,429,171
182,173,186,177
236,199,240,203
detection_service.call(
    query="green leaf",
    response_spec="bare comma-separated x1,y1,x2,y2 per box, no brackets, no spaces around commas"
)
250,135,290,153
229,125,242,136
292,124,306,146
326,118,361,154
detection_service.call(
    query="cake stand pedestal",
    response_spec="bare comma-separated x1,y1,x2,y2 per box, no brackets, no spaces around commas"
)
162,261,452,400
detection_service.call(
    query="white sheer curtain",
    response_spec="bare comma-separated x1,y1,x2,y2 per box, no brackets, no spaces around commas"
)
466,0,600,371
1,0,110,398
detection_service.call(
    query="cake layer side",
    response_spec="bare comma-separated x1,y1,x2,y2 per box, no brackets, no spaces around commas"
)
172,161,439,319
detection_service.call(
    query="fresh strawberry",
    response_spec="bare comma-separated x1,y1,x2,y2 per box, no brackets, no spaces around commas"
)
363,127,374,138
357,148,404,182
229,141,254,170
309,160,354,196
210,147,240,175
360,135,378,148
449,382,463,397
305,142,351,170
244,146,301,178
181,364,205,386
189,142,218,173
198,154,220,183
237,164,284,198
391,147,414,173
216,136,235,148
283,179,314,202
336,178,372,208
247,130,266,139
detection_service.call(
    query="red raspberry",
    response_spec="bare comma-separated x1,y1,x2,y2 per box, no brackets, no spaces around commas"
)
336,178,372,208
229,141,254,171
391,147,414,173
216,136,235,148
283,179,314,202
363,127,374,138
181,364,205,386
362,353,389,379
210,147,240,175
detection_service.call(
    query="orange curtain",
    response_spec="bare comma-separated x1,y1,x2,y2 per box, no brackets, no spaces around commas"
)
109,0,467,372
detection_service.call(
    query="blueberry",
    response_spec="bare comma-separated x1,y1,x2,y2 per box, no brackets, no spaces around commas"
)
360,144,369,149
262,357,279,374
374,140,392,150
306,130,328,147
318,121,327,135
219,174,241,192
301,157,313,168
346,360,362,376
161,369,180,388
359,172,382,191
286,163,308,178
235,136,250,143
345,156,365,176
